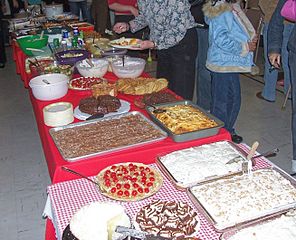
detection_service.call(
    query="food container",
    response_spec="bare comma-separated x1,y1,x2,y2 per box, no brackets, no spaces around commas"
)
187,167,296,232
111,57,145,78
69,22,94,32
17,35,49,56
146,100,224,142
156,140,248,190
49,111,168,162
55,49,90,66
75,58,109,77
104,55,129,72
43,102,74,127
44,4,63,19
29,73,69,101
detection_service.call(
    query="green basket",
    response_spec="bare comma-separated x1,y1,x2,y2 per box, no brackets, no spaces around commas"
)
17,35,49,56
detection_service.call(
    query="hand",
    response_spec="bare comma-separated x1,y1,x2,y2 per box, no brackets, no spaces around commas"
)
248,37,258,52
139,40,155,50
129,6,139,17
268,53,281,69
113,22,129,34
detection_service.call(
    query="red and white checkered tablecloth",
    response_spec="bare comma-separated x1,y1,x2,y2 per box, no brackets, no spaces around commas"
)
47,144,272,240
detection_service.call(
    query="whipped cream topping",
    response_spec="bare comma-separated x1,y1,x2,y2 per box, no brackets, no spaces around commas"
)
226,211,296,240
191,169,296,229
159,141,245,187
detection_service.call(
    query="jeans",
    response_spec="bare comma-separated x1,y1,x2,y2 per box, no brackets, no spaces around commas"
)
290,48,296,160
262,22,294,101
69,1,88,21
211,72,241,134
195,27,211,111
157,28,197,100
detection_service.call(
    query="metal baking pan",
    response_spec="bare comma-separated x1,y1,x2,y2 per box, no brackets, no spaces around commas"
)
156,140,248,190
187,167,296,232
49,111,168,162
219,210,296,240
145,100,224,142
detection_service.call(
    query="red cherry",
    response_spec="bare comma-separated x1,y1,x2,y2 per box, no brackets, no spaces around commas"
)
131,178,137,182
116,183,122,189
111,166,117,170
144,188,149,193
128,163,134,168
105,170,111,175
146,182,153,187
132,190,138,196
140,172,146,177
117,190,123,196
139,166,145,171
138,188,143,193
111,187,116,193
133,183,139,188
149,172,155,176
133,172,139,177
124,183,130,189
111,172,116,178
145,167,151,172
124,190,130,197
149,177,155,182
113,177,119,183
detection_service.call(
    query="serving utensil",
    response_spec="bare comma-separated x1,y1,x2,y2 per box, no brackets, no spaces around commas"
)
242,141,259,175
85,58,94,67
147,104,167,114
61,166,100,187
26,47,45,52
42,79,50,85
115,226,172,240
86,112,104,120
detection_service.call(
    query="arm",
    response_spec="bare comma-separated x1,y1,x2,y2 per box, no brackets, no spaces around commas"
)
108,3,138,16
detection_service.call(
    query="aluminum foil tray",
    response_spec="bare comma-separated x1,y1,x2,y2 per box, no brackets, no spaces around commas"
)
145,100,224,142
187,167,296,232
49,111,168,162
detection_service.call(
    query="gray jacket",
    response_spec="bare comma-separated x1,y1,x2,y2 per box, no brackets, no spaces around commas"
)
268,0,295,54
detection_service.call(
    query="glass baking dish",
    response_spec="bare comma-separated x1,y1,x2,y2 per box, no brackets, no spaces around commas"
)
187,167,296,232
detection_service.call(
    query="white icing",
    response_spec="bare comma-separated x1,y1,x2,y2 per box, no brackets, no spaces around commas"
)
226,212,296,240
191,169,296,229
70,202,130,240
159,141,245,186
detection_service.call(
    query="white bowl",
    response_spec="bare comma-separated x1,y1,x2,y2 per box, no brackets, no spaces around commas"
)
111,57,146,78
76,58,109,77
29,73,69,101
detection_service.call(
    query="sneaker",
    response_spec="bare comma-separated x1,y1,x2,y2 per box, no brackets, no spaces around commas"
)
231,134,243,144
291,160,296,176
256,92,275,103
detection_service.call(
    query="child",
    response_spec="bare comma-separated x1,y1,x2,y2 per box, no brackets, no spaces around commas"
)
203,0,258,143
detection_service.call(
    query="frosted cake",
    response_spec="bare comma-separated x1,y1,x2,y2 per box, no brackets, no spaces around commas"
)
158,141,245,187
190,169,296,230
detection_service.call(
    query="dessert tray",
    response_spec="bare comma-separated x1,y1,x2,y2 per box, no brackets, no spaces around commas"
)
68,77,108,91
117,77,168,95
157,141,248,189
220,210,296,240
49,111,167,162
187,167,296,232
109,37,141,50
134,199,200,239
146,100,224,142
73,99,130,120
97,163,163,201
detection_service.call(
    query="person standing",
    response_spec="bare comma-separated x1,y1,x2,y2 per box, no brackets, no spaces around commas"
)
256,0,294,102
191,0,212,111
0,0,6,68
68,0,88,21
91,0,110,34
113,0,197,100
203,0,258,143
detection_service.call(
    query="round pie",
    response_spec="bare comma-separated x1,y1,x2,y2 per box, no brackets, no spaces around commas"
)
69,77,107,90
97,162,163,201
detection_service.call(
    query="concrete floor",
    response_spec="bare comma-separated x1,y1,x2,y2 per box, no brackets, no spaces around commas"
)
0,47,293,239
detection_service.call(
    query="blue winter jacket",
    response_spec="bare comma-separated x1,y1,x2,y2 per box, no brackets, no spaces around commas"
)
203,2,256,73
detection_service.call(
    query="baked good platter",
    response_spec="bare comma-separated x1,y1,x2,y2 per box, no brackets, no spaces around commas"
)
49,111,168,162
187,166,296,233
146,100,224,142
156,140,249,190
109,37,141,50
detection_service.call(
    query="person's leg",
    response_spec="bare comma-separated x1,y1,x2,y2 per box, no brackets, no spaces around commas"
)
68,2,80,17
226,73,241,134
79,1,88,22
0,20,6,67
161,28,197,100
86,1,93,23
196,27,211,111
281,23,294,94
261,23,279,102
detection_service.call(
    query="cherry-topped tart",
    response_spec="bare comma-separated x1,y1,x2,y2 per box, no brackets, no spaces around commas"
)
97,163,163,201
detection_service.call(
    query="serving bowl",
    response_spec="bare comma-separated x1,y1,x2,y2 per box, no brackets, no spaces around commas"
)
55,49,90,66
29,73,69,101
17,35,49,56
76,58,109,77
111,57,145,78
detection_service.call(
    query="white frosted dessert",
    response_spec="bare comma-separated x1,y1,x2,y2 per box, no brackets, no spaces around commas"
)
159,141,245,187
225,211,296,240
190,169,296,230
70,202,130,240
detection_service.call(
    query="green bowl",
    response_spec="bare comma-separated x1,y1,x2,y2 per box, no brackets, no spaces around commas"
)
17,35,49,56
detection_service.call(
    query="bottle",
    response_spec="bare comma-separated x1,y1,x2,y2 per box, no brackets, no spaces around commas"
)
73,27,79,37
78,30,84,46
61,40,67,51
